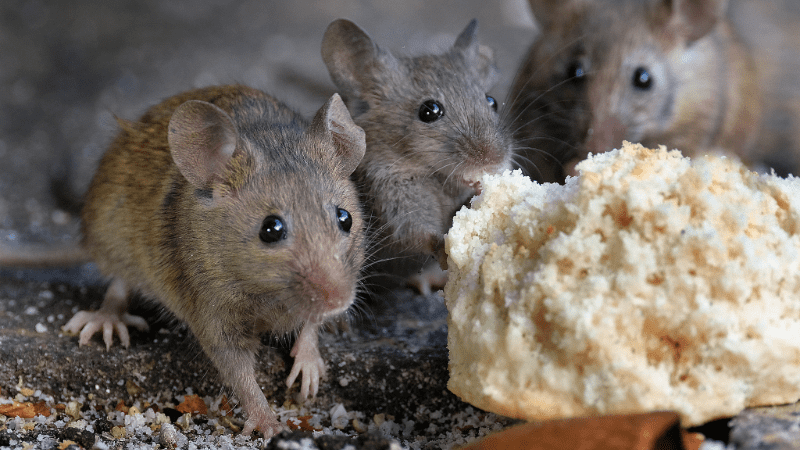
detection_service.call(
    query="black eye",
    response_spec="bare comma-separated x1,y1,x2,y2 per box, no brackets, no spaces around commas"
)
336,208,352,233
632,67,652,90
486,95,498,112
259,215,286,243
566,60,586,81
418,99,445,123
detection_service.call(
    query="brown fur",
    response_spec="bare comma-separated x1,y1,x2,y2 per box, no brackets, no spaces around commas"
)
78,85,367,437
508,0,766,183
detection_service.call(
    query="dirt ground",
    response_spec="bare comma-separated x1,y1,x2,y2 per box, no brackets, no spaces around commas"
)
2,1,800,449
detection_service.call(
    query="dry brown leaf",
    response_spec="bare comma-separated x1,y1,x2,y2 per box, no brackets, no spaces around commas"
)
115,400,129,413
219,395,234,417
459,412,702,450
33,401,51,417
0,401,36,418
286,415,317,431
176,394,207,415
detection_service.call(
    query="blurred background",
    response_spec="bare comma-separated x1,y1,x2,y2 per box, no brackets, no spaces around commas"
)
0,0,535,248
2,0,799,247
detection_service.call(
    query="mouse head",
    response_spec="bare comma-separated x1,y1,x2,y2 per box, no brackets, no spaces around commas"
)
511,0,729,177
167,93,366,330
321,18,512,195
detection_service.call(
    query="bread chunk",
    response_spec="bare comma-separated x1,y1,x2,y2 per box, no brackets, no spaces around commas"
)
445,141,800,426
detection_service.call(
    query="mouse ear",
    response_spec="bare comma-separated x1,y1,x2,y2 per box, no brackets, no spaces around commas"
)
526,0,585,30
453,19,480,51
452,20,498,90
168,100,239,188
648,0,727,43
321,19,396,109
310,93,366,177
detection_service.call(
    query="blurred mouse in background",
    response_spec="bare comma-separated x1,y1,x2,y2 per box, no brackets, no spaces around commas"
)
508,0,800,182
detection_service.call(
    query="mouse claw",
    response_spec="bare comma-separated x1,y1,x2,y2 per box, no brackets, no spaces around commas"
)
286,354,325,400
122,313,149,331
63,310,149,349
103,321,117,349
302,359,323,399
287,325,326,400
286,365,300,392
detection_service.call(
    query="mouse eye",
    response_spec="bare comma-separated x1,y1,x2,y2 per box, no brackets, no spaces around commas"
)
336,207,352,233
566,60,587,82
486,95,498,112
418,99,445,123
632,67,653,90
259,215,287,243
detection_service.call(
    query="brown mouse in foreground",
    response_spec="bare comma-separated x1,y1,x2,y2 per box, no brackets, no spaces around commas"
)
507,0,764,183
321,18,514,293
29,85,366,438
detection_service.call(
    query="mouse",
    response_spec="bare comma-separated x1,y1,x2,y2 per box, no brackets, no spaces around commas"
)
320,18,514,294
507,0,765,183
27,84,367,438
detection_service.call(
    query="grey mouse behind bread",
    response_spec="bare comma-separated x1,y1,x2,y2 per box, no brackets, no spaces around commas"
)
508,0,765,183
42,84,366,438
321,18,513,293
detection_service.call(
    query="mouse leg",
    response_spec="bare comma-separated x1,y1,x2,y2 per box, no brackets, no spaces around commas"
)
406,261,448,295
405,233,449,295
203,340,284,438
62,277,149,349
286,320,326,400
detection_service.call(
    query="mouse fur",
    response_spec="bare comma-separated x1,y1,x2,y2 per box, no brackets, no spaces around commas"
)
63,84,366,437
508,0,763,182
321,18,514,293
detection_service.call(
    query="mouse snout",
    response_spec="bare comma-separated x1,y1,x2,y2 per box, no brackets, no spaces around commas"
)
586,115,627,157
476,140,508,168
455,137,511,191
461,135,511,173
297,261,354,316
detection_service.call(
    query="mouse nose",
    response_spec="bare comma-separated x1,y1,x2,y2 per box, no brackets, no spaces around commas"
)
300,264,354,314
586,116,626,157
470,137,510,170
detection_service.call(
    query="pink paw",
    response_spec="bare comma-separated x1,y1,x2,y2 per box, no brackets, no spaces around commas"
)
287,337,326,400
63,310,148,349
286,321,327,400
407,262,448,295
241,408,284,438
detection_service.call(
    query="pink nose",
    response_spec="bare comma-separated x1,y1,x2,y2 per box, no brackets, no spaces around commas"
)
586,116,626,157
303,269,351,312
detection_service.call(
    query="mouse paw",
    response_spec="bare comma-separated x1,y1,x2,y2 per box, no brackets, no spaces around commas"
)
63,310,149,349
406,262,448,295
241,407,284,438
287,340,326,400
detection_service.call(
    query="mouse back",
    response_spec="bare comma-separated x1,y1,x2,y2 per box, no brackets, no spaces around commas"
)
509,0,761,181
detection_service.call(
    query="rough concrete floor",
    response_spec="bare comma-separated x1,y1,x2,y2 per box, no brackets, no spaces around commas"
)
1,1,800,449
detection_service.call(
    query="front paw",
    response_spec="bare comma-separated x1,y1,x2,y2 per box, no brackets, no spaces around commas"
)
241,407,284,438
406,261,448,295
286,341,326,400
62,310,148,349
